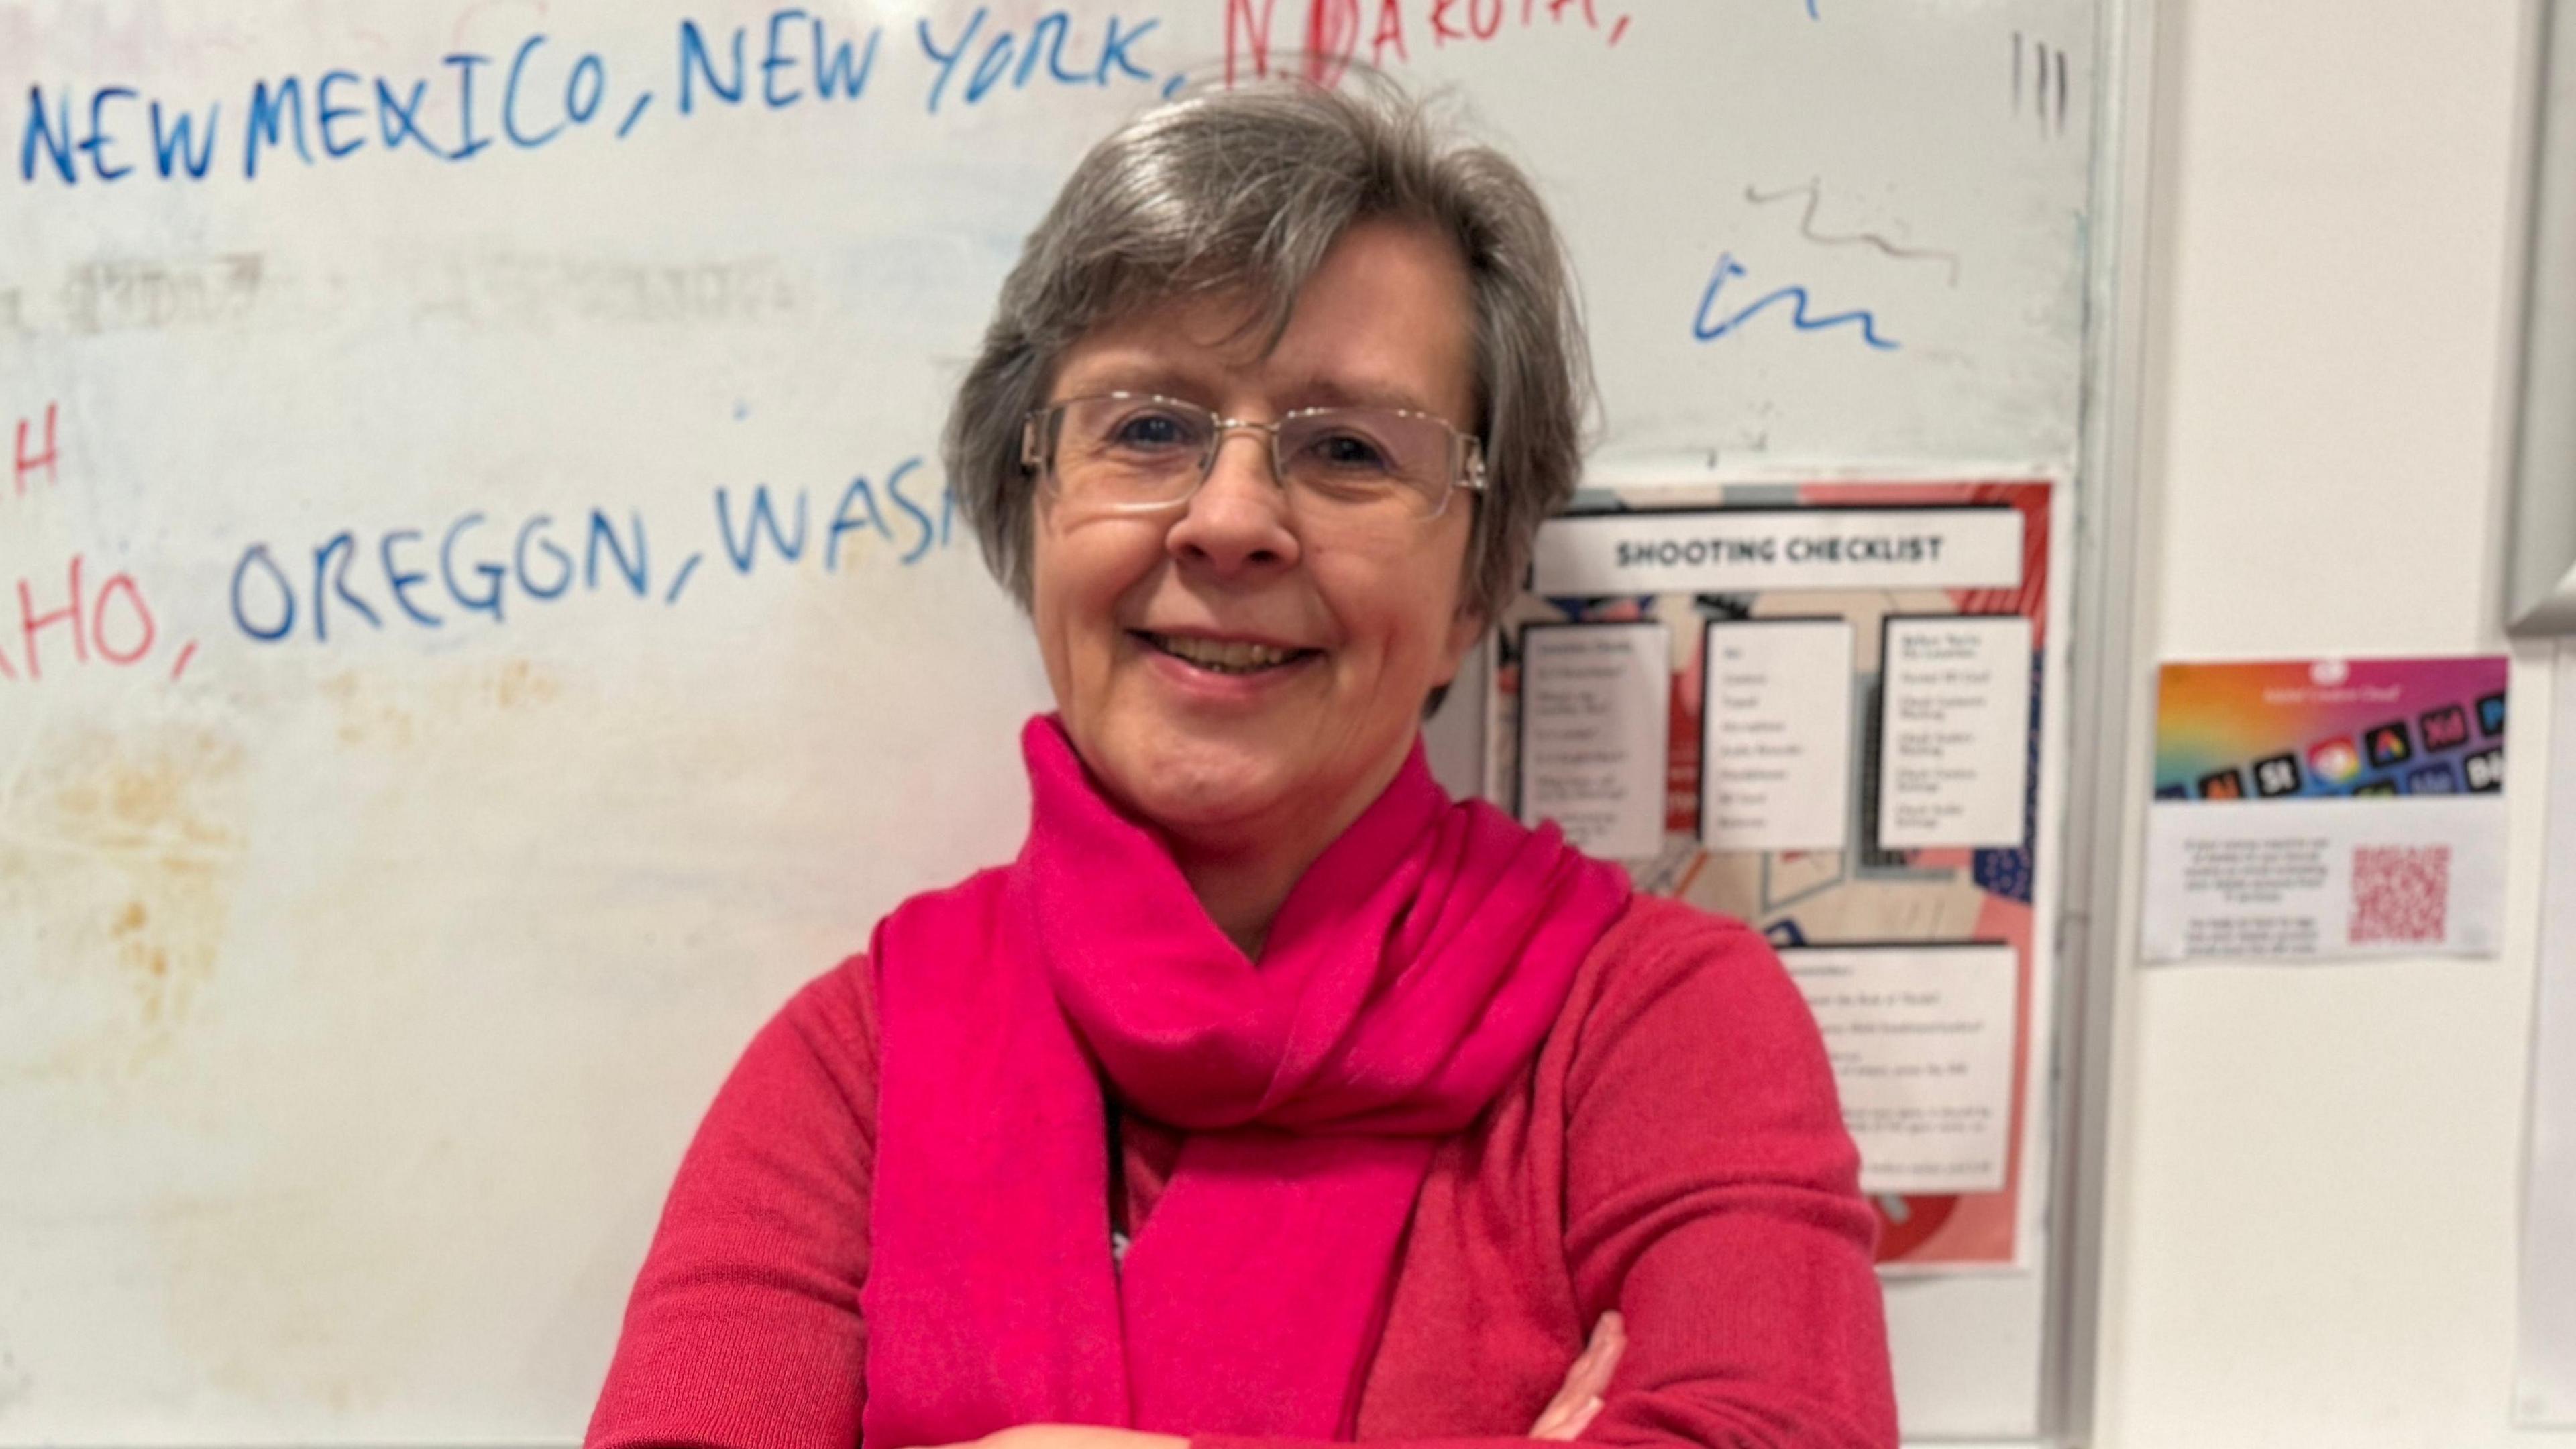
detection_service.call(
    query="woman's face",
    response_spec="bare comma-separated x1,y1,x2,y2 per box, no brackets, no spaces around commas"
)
1029,219,1483,855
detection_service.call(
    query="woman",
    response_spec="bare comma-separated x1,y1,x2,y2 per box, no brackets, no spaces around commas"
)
588,81,1895,1449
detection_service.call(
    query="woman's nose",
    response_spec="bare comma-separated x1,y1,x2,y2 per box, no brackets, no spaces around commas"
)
1165,431,1302,576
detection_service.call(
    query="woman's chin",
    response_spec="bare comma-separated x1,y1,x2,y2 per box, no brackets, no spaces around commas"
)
1125,765,1290,843
1091,735,1303,844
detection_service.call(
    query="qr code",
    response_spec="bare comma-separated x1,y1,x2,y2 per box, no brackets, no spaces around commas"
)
2350,845,2450,945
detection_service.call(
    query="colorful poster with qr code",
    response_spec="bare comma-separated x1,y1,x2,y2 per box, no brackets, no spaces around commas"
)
1488,480,2066,1272
2141,657,2510,963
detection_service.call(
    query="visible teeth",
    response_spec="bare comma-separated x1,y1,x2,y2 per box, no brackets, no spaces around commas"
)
1150,634,1299,673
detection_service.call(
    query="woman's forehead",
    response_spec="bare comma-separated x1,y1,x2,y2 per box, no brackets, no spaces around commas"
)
1054,225,1477,419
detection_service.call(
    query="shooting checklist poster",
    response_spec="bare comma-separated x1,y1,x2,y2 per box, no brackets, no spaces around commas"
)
1489,482,2068,1271
2141,657,2510,963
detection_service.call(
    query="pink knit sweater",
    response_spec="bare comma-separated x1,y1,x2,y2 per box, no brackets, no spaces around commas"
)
588,895,1896,1449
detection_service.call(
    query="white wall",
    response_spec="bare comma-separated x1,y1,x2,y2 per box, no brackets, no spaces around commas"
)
2094,0,2573,1445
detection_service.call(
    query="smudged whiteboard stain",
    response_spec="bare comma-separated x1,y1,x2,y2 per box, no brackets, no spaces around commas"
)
483,657,564,710
0,1338,30,1418
317,671,424,751
317,658,567,751
408,251,806,330
0,720,249,1079
57,255,266,336
142,1187,408,1419
3,249,807,339
0,678,571,1424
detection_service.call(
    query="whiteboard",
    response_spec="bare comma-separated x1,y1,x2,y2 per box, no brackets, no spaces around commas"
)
0,0,2107,1441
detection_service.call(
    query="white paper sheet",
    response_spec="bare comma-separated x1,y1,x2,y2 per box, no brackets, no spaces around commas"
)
2517,642,2576,1424
1783,945,2021,1195
1877,616,2035,849
2139,796,2509,961
1515,622,1670,859
1701,619,1855,853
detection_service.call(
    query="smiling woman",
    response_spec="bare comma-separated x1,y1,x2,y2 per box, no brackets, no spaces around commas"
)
587,79,1896,1449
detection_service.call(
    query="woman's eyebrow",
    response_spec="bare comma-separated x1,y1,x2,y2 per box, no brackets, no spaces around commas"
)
1053,358,1213,400
1277,376,1442,416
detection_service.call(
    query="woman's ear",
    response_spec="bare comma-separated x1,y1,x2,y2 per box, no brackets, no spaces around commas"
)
1420,607,1487,722
1436,606,1487,688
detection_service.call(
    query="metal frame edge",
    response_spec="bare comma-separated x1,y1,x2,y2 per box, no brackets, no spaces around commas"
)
2037,0,2165,1440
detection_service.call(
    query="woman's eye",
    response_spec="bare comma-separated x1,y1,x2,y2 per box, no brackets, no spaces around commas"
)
1307,431,1393,472
1109,411,1197,450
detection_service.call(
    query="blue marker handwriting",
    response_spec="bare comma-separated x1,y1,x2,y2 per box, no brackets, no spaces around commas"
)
20,7,1179,188
226,460,955,646
1692,252,1900,351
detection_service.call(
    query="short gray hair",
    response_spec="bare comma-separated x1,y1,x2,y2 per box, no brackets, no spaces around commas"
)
945,78,1592,623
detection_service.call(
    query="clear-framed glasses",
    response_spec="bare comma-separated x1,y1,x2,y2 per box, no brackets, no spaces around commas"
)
1020,392,1486,521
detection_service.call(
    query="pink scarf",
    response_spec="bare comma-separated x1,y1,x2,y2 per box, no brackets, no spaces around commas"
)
861,718,1631,1446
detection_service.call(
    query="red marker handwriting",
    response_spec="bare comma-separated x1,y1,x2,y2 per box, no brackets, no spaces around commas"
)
0,402,203,684
1225,0,1635,85
13,401,58,496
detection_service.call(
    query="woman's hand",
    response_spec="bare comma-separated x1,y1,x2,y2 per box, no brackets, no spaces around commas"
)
1527,1311,1625,1441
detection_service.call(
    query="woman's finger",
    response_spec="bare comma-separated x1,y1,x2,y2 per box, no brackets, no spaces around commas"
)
1528,1377,1579,1435
1527,1312,1625,1439
1531,1391,1603,1442
1566,1311,1625,1396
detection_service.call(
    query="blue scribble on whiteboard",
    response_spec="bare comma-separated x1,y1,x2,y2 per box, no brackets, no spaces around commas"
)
1691,253,1899,351
1805,0,1820,17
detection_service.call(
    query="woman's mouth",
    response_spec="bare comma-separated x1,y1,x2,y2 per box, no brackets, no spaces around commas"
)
1134,631,1320,676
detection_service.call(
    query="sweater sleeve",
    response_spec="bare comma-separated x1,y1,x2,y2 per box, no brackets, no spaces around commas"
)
1197,902,1896,1449
1555,907,1896,1449
586,957,879,1449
